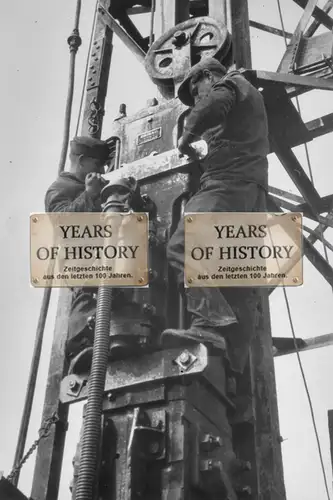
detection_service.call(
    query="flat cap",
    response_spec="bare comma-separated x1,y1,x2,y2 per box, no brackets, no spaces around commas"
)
70,136,110,162
178,57,227,107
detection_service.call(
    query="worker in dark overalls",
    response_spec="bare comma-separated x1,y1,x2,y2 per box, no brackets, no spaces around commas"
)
45,135,110,357
162,57,270,374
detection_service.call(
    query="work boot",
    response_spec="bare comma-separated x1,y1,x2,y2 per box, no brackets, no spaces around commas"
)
161,287,237,351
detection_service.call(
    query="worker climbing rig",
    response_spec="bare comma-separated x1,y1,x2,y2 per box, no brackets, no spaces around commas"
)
3,1,333,499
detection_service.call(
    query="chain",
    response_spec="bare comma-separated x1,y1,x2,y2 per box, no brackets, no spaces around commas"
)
88,98,104,135
7,412,59,482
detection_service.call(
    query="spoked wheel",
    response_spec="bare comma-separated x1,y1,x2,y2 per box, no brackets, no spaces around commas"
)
145,16,233,98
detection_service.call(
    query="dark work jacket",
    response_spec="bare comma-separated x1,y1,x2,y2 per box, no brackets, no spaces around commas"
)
45,172,101,353
45,172,101,213
183,71,270,189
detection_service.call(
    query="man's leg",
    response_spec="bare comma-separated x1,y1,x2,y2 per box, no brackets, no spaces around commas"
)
162,180,265,372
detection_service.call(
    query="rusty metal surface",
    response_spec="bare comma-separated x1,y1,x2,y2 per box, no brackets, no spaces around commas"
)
60,344,210,404
250,292,286,499
96,372,243,500
81,1,113,137
145,16,231,95
103,140,207,185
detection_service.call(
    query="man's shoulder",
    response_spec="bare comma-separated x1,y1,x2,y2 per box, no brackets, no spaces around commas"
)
47,173,82,192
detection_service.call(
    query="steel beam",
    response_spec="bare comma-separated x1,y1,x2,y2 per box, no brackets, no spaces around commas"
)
269,186,304,204
293,0,333,30
255,70,333,92
306,113,333,140
267,196,333,289
98,4,146,63
271,138,323,216
303,224,333,252
304,0,333,36
249,20,293,39
230,2,286,498
273,333,333,357
81,2,114,137
30,290,71,500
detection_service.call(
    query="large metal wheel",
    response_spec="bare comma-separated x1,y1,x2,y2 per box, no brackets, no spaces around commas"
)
145,16,232,98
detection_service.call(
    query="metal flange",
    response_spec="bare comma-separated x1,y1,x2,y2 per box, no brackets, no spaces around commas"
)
144,16,232,97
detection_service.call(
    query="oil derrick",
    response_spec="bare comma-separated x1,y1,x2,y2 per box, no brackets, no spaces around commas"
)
3,1,333,500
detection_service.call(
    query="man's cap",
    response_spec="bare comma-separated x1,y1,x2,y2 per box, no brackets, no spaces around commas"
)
178,57,227,107
70,136,110,162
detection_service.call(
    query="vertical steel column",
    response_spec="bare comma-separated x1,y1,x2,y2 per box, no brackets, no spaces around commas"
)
160,0,190,33
208,0,228,26
229,0,286,497
30,290,72,500
230,0,252,68
81,0,114,138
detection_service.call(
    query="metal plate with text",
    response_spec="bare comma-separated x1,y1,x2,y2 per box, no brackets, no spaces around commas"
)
184,212,303,287
30,212,149,287
137,126,162,145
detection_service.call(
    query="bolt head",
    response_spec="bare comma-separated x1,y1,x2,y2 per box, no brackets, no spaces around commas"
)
179,351,191,364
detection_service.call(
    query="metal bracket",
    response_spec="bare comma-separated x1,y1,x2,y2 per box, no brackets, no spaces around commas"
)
174,349,197,371
102,139,208,185
60,344,210,404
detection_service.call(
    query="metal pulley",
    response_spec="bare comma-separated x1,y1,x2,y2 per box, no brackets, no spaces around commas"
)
144,16,232,98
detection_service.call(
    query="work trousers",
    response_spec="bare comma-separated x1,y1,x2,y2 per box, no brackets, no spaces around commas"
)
167,178,267,373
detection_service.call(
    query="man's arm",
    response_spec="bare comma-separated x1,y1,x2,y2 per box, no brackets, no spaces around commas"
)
45,185,99,213
182,80,237,144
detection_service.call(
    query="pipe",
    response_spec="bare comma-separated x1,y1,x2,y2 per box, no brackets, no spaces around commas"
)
10,0,82,486
74,286,113,500
58,0,82,174
74,202,126,500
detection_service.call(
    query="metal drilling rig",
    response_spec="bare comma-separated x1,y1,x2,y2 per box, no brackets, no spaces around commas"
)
4,1,333,499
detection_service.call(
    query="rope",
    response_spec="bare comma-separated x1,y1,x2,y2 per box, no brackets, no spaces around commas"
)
283,288,332,500
10,0,83,487
275,2,332,498
75,1,99,136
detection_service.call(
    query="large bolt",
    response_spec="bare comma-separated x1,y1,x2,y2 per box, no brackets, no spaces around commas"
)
172,30,188,47
179,351,191,365
69,380,78,390
200,434,222,452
